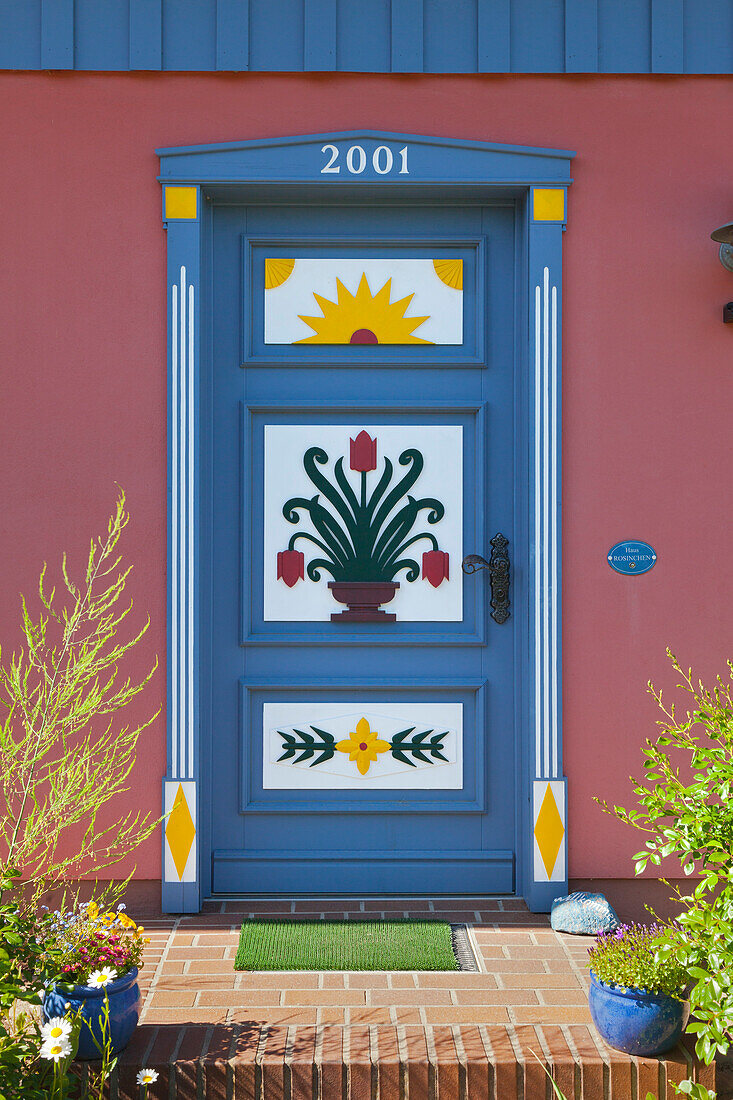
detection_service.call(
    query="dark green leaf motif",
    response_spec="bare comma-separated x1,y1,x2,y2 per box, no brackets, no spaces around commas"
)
389,728,449,766
277,726,337,767
283,443,445,583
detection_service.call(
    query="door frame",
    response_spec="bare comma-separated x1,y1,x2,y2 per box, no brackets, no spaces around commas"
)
157,130,574,913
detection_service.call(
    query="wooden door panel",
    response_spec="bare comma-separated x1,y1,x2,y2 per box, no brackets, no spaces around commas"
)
207,199,517,893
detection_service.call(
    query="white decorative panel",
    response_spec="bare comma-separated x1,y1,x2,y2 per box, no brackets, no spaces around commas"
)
264,258,463,344
163,780,197,884
262,703,463,790
532,779,566,883
263,424,463,622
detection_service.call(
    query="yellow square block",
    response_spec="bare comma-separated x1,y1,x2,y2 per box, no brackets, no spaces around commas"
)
165,186,198,220
533,188,565,222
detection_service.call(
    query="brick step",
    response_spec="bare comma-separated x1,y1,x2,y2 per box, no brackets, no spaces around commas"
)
99,1022,717,1100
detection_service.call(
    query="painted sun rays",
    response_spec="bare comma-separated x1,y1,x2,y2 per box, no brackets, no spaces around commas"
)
264,257,463,344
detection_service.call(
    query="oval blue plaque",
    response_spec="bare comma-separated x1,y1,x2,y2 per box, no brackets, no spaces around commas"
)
607,540,657,575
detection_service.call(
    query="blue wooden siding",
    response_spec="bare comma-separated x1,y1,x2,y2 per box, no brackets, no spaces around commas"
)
1,0,731,74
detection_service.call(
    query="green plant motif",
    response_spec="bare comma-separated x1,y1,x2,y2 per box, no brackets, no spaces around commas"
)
276,725,449,769
282,438,445,583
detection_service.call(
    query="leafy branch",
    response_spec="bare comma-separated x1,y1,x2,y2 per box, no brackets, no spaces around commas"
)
0,491,160,902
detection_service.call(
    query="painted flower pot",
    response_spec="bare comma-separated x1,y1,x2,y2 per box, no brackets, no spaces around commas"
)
44,967,141,1061
589,972,689,1056
328,580,399,621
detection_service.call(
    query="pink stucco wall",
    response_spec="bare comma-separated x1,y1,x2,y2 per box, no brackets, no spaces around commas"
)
1,72,731,882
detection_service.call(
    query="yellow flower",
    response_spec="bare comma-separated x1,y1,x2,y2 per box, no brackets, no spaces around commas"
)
86,902,99,920
336,718,390,775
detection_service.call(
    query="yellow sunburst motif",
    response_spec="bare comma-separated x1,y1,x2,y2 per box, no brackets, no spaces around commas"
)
265,258,295,289
296,273,432,345
336,717,391,775
433,259,463,290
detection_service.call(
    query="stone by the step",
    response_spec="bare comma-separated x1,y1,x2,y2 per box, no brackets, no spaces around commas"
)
551,891,620,935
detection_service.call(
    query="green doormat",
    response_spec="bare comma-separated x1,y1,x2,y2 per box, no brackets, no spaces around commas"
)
234,919,460,971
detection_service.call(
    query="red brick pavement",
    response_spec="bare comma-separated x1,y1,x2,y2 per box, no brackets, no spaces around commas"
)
110,897,717,1099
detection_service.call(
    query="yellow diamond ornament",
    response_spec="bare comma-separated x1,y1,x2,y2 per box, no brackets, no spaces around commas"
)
534,784,565,879
166,783,196,880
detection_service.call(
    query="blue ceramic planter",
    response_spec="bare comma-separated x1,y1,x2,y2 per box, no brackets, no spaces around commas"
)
43,966,141,1061
589,972,689,1056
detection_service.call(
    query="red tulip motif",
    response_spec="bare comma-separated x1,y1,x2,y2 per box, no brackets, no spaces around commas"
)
422,550,449,587
277,549,304,588
350,431,377,472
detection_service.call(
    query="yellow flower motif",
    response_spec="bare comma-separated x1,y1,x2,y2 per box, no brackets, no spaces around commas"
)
336,718,390,775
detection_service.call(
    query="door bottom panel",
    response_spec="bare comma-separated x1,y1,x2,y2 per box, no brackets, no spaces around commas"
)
212,849,514,894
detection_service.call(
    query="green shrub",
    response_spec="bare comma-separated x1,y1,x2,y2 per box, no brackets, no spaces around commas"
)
0,868,52,1100
599,650,733,1064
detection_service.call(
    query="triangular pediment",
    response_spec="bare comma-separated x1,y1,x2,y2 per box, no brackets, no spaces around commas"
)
157,130,574,186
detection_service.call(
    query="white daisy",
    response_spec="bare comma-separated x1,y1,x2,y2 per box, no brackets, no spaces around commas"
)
41,1017,72,1042
40,1037,72,1062
136,1068,159,1086
87,967,117,987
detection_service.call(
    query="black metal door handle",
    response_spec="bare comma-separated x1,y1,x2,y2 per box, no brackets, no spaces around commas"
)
461,533,511,624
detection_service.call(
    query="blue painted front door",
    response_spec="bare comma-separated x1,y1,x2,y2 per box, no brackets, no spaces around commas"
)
204,198,518,894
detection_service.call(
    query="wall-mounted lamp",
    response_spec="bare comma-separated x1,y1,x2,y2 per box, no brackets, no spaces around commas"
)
711,223,733,322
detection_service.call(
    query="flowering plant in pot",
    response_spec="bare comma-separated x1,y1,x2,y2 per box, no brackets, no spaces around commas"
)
41,901,148,1060
277,431,449,621
587,922,689,1056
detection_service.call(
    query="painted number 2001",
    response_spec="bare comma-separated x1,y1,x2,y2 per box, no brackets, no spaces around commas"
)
321,144,409,176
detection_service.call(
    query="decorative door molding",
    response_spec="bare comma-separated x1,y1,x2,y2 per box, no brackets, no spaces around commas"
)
158,132,574,913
